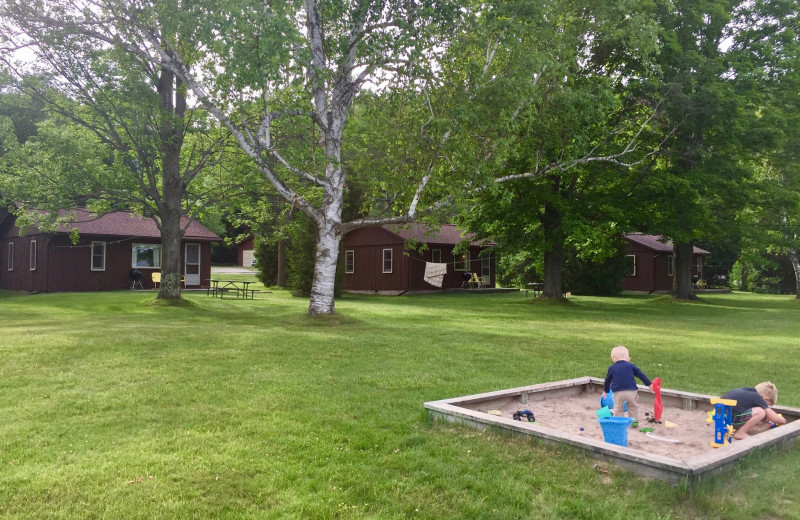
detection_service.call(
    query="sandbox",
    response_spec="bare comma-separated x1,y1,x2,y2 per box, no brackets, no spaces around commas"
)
424,377,800,484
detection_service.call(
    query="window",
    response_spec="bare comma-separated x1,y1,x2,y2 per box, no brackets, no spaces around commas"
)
132,243,162,268
345,250,354,274
91,241,106,271
624,255,636,277
431,249,442,263
696,256,703,278
667,255,674,277
481,256,491,278
29,240,37,271
8,242,13,271
454,251,469,271
382,248,393,273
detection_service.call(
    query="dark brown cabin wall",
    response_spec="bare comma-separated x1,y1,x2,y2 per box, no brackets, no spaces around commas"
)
343,228,404,292
407,250,428,291
653,253,672,292
0,233,46,291
375,244,405,292
200,244,212,288
45,236,152,291
341,227,494,292
0,211,218,293
622,245,657,292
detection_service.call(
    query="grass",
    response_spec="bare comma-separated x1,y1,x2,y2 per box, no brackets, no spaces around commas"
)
1,288,800,519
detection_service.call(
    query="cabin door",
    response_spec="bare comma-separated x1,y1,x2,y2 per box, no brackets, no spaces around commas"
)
184,243,201,286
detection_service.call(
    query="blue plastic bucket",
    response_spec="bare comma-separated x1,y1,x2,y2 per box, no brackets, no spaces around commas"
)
597,417,634,447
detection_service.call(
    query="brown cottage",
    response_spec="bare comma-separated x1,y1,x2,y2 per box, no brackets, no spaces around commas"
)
622,233,710,293
237,236,255,267
0,208,220,292
342,224,495,294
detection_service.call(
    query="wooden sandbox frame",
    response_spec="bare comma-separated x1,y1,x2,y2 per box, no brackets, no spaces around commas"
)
424,377,800,484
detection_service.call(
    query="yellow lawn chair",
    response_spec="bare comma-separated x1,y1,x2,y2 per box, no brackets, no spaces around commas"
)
470,272,483,288
151,271,161,289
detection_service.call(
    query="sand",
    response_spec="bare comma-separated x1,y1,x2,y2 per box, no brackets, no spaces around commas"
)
494,390,772,459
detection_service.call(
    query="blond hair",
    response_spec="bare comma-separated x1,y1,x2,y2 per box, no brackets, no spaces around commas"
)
610,345,630,362
755,381,778,405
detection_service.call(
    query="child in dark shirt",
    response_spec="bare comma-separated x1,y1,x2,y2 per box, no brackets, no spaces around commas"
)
602,345,652,422
721,382,786,439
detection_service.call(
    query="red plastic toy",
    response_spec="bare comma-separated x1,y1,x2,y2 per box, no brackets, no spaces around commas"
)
652,377,662,422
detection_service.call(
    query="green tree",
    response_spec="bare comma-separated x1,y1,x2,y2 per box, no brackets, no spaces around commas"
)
0,19,235,299
634,0,793,299
733,1,800,297
439,0,662,298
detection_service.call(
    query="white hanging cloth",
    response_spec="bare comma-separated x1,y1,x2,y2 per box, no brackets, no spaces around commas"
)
424,262,448,287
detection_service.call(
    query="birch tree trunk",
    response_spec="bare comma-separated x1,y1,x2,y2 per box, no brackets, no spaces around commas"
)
308,219,341,315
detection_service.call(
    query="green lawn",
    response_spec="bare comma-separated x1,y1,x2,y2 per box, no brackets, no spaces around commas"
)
1,289,799,519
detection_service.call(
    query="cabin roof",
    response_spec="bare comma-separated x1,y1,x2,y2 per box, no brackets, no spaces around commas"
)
384,223,495,247
625,233,710,255
52,208,220,241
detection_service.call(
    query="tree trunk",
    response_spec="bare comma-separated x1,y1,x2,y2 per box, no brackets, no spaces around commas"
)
541,202,565,299
159,209,183,299
672,241,697,300
155,66,186,300
788,248,800,299
307,219,341,315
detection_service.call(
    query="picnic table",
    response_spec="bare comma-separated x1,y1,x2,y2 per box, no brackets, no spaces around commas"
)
525,282,544,298
208,279,256,299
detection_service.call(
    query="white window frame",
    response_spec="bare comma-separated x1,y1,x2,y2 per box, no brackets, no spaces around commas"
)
382,248,393,274
696,256,703,278
480,256,491,278
431,249,442,263
131,243,162,269
91,241,106,271
624,255,636,277
345,250,354,274
454,251,470,271
29,240,37,271
8,242,14,271
667,255,674,277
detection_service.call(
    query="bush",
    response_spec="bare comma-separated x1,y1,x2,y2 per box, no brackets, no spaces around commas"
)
563,252,626,296
284,214,343,298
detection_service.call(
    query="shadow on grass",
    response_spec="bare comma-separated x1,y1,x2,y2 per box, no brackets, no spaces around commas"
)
149,296,200,308
280,313,363,328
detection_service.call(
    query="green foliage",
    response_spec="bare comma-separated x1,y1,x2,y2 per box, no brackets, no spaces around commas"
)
495,249,542,288
563,243,628,296
0,89,47,145
732,255,796,294
253,236,279,286
285,212,337,297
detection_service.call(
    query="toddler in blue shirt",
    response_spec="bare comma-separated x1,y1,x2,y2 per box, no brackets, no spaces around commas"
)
602,345,652,422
